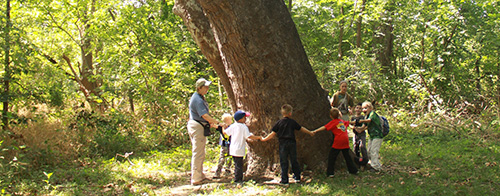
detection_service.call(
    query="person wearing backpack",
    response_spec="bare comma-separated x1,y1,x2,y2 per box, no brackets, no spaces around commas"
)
331,80,355,121
357,101,383,172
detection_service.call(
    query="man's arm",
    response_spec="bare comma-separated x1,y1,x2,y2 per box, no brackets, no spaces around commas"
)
201,113,219,127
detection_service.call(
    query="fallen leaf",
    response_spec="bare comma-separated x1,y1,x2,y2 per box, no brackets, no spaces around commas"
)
103,183,114,188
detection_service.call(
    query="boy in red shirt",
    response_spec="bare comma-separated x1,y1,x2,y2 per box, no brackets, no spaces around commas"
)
312,108,358,177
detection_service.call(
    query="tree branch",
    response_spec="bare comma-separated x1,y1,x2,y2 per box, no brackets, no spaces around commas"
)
45,9,80,46
62,54,88,96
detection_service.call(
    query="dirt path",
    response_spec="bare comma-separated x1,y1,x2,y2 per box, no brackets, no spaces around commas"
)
166,168,312,195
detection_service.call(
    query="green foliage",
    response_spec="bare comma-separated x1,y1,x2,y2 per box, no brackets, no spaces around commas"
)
0,0,499,194
2,108,499,195
293,0,500,113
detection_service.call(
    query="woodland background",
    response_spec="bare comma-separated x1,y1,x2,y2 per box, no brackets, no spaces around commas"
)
1,0,499,195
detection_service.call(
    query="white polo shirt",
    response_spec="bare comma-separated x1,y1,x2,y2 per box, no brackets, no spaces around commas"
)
225,122,253,157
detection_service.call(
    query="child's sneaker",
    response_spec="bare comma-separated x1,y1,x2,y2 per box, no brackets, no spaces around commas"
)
293,175,301,183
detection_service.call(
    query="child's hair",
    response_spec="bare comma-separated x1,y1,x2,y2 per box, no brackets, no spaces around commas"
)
339,80,348,86
221,113,232,121
329,108,341,119
362,101,373,109
281,104,293,115
356,102,363,107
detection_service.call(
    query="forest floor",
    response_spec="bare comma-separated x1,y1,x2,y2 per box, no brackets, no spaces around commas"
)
2,121,500,195
167,167,314,196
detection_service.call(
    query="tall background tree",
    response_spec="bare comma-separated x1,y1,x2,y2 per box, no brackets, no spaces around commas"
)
2,0,11,131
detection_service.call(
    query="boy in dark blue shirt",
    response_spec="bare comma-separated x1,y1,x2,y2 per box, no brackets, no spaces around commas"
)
261,104,314,184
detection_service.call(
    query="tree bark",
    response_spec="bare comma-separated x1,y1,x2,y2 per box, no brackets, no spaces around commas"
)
79,0,107,111
374,5,394,74
355,0,366,48
176,0,338,174
172,0,237,110
2,0,11,131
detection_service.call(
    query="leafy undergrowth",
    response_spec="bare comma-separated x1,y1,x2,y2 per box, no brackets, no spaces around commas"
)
2,116,500,195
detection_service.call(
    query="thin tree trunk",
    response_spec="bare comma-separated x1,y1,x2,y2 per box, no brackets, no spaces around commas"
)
338,6,345,60
355,0,366,48
475,58,481,94
498,48,500,119
2,0,11,131
129,90,135,113
79,0,107,111
378,12,394,74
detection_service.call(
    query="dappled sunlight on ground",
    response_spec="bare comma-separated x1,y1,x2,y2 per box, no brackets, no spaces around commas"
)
165,166,308,195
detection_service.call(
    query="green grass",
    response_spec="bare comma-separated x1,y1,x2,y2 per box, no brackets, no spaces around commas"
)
2,123,500,195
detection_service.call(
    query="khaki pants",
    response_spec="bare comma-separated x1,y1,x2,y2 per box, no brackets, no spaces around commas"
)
368,138,383,170
187,120,207,183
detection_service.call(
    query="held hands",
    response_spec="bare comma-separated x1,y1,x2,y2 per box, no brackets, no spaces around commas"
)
210,123,219,128
248,136,263,142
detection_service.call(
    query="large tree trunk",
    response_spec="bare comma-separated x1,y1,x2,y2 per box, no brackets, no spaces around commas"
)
175,0,339,174
2,0,11,131
172,0,237,110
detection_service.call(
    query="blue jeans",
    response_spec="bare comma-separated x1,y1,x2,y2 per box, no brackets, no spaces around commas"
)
279,139,301,183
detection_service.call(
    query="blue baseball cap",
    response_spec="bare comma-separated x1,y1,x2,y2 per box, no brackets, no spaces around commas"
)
234,110,250,121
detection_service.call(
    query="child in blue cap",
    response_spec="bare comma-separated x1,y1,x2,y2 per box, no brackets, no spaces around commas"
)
224,110,262,183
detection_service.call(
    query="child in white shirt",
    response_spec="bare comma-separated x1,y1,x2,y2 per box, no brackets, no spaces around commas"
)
224,110,262,183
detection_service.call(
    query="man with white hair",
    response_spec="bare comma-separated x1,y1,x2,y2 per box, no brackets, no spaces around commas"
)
188,78,219,185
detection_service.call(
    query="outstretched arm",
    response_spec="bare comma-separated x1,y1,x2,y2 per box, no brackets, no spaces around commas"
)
248,135,262,141
201,113,220,128
358,118,371,124
261,132,276,142
312,126,327,134
300,127,314,136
